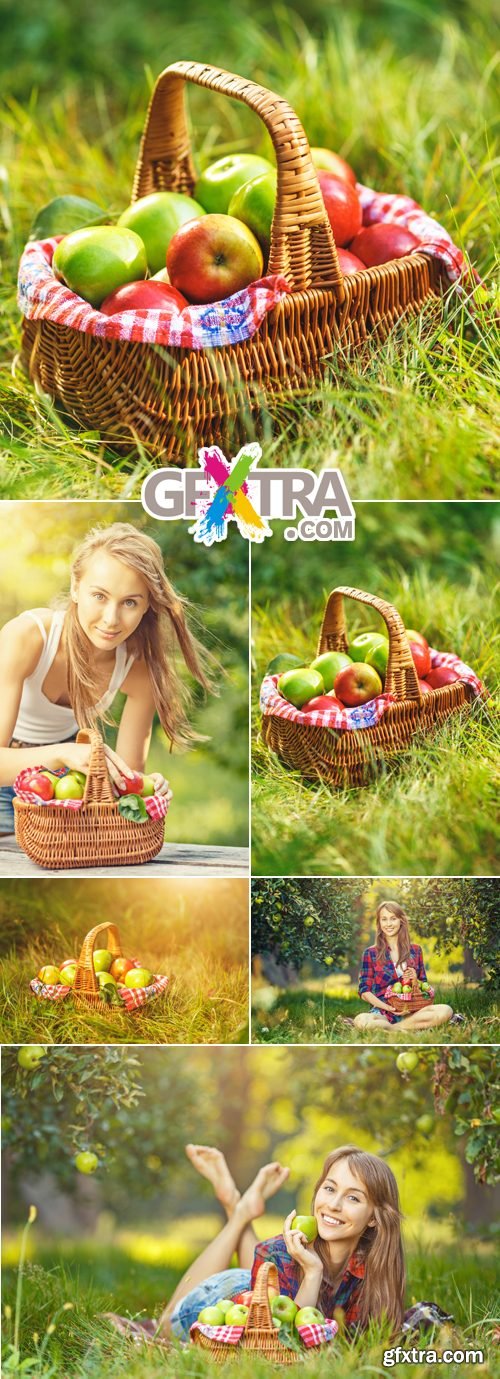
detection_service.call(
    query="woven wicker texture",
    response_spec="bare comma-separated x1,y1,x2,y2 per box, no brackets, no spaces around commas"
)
386,973,435,1015
20,62,443,459
13,729,165,869
193,1263,300,1364
262,586,472,786
72,922,123,1017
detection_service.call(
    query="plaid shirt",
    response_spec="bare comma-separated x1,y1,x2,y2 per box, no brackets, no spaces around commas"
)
358,944,427,1024
250,1235,365,1326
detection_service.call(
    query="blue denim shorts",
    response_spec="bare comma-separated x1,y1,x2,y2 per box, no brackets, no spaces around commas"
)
169,1268,251,1340
0,786,15,834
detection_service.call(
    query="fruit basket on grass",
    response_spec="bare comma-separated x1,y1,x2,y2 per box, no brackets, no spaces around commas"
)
13,729,168,870
18,60,461,462
384,971,435,1016
30,922,170,1016
191,1261,337,1364
261,586,485,787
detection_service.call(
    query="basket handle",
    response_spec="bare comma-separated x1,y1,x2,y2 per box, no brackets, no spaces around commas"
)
76,728,116,805
244,1261,279,1334
73,923,122,996
132,60,346,299
318,586,422,701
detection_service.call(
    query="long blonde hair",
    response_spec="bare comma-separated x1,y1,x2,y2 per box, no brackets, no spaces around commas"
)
309,1145,405,1331
375,901,412,968
63,523,213,747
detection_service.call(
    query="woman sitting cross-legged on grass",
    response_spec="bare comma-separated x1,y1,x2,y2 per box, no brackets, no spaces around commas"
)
105,1141,445,1344
353,901,454,1033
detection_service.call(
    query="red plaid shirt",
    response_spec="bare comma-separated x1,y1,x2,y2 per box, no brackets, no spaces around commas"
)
358,944,427,1024
250,1235,365,1326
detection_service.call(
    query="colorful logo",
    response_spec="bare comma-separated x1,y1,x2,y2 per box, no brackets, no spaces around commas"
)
188,443,272,547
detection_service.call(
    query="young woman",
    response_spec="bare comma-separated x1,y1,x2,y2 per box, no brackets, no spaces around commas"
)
0,522,212,832
353,901,454,1032
105,1141,406,1343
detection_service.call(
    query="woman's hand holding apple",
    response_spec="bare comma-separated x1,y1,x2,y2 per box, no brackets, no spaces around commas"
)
283,1210,323,1277
148,772,172,801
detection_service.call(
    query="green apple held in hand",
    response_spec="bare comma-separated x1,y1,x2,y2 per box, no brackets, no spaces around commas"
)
52,226,147,308
93,950,113,972
17,1046,46,1070
140,775,155,798
309,651,352,692
118,191,206,274
74,1150,99,1174
278,667,324,708
195,154,274,215
291,1214,318,1242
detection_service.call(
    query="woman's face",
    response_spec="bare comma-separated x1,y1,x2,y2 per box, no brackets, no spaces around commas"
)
378,906,401,939
314,1158,376,1247
73,552,149,650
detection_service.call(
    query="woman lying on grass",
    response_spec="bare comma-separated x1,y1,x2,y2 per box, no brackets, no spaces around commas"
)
0,522,212,833
106,1142,447,1345
353,901,456,1033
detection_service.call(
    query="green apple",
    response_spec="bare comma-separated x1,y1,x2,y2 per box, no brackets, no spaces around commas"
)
396,1051,419,1073
266,653,305,676
74,1150,99,1174
197,1305,226,1325
54,773,84,801
96,970,117,987
195,154,274,215
215,1299,236,1321
124,967,153,988
53,226,147,308
278,667,324,708
416,1114,434,1135
93,949,113,972
72,772,87,789
392,982,403,994
140,775,155,798
349,632,387,665
271,1295,299,1325
60,962,77,985
309,651,352,691
38,965,63,984
118,192,206,274
365,638,389,680
295,1306,324,1327
291,1214,318,1242
17,1046,46,1070
228,170,277,259
225,1304,249,1325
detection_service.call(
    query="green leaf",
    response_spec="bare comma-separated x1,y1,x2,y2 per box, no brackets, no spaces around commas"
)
29,195,111,240
117,794,148,823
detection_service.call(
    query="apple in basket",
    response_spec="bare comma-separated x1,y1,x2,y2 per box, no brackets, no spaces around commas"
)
301,694,344,713
96,971,117,992
271,1296,299,1325
310,147,357,187
109,957,135,982
266,653,305,676
338,248,366,275
25,771,55,801
425,666,461,689
309,651,352,692
93,949,113,972
214,1299,237,1322
317,171,362,247
334,663,382,706
350,223,420,267
295,1307,324,1327
349,632,387,665
54,773,85,801
225,1304,249,1325
52,226,148,308
418,679,432,695
406,630,432,678
277,667,324,708
117,191,206,274
38,965,62,984
100,280,188,316
59,961,77,985
392,982,403,994
167,214,264,305
197,1305,227,1325
124,967,153,988
228,170,277,260
194,153,274,215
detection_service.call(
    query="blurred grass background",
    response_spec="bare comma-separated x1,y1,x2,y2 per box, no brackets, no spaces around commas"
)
0,0,498,497
0,502,249,846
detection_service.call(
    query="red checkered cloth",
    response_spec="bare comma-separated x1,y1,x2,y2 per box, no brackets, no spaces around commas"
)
30,978,71,1001
383,982,435,1003
297,1318,338,1348
190,1322,244,1346
13,766,170,821
116,974,170,1012
189,1318,338,1350
260,646,486,731
17,188,475,350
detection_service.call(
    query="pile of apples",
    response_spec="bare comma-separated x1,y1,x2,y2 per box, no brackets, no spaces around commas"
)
196,1215,325,1333
22,766,156,804
36,947,154,991
268,628,461,713
48,144,420,315
391,978,432,996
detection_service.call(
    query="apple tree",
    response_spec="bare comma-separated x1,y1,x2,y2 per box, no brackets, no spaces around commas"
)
251,878,360,979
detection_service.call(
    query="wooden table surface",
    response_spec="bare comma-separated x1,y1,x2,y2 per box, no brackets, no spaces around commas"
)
0,835,249,879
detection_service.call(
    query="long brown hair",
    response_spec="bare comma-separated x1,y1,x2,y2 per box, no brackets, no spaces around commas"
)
308,1146,405,1332
62,523,214,747
375,901,412,968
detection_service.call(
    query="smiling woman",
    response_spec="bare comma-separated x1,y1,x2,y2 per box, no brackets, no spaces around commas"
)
0,522,212,835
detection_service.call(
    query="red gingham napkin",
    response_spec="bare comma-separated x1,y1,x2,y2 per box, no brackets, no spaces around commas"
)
142,793,170,822
190,1322,244,1346
116,973,170,1012
260,647,486,731
358,185,478,290
30,978,71,1001
296,1317,338,1348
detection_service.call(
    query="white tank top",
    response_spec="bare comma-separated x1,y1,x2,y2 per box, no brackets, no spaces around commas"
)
13,610,136,745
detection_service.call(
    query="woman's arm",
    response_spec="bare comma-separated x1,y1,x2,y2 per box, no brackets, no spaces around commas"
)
282,1212,323,1309
358,949,394,1014
115,660,155,771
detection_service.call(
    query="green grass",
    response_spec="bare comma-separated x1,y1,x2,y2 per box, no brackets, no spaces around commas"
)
252,983,499,1045
0,4,499,498
2,1242,499,1378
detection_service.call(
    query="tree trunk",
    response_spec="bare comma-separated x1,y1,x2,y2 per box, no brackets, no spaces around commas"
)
463,1159,500,1226
462,947,484,983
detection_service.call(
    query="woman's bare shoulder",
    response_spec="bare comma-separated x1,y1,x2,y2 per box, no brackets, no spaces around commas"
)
121,655,154,696
0,610,51,673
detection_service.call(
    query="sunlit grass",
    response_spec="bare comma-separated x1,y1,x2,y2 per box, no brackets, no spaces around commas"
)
251,983,498,1045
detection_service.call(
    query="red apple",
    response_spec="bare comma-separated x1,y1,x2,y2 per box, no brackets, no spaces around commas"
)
310,147,357,186
301,695,344,713
407,634,432,678
418,678,432,695
406,629,431,671
425,667,461,689
338,248,366,275
116,770,144,797
317,172,362,247
109,957,135,982
100,279,187,315
349,223,420,267
334,662,382,706
167,214,264,304
26,772,55,801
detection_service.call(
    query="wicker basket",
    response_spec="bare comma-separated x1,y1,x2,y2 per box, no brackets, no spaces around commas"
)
262,586,473,787
20,61,444,461
13,728,165,869
72,922,125,1016
192,1263,301,1365
385,972,435,1016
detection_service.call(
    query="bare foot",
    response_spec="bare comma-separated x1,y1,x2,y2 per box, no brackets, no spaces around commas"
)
238,1162,290,1222
185,1144,240,1213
